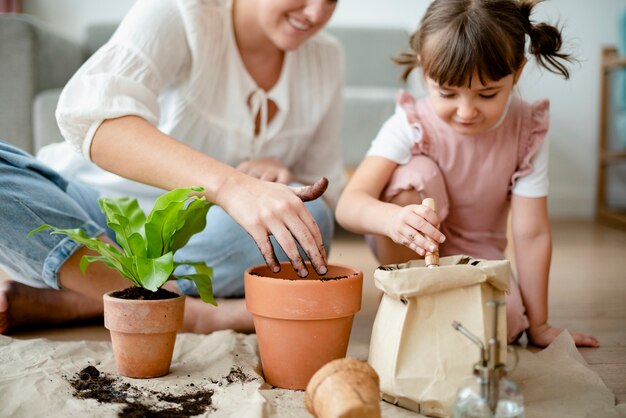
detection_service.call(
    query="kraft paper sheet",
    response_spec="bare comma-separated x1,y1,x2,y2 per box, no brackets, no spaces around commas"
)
0,330,623,418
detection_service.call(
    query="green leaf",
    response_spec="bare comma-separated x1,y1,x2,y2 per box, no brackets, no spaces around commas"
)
134,252,174,291
32,225,119,257
81,255,141,287
174,262,215,305
189,262,213,278
29,225,140,284
168,199,211,253
98,197,147,257
145,187,203,258
28,186,215,305
191,274,216,305
27,224,54,237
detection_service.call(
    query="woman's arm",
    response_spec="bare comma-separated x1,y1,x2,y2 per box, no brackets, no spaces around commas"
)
335,156,443,256
91,115,328,278
510,195,598,347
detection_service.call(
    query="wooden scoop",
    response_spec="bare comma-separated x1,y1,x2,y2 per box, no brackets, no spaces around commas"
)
422,198,440,267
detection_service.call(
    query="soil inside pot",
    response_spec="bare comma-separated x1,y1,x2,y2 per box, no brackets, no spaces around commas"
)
248,272,355,281
110,287,179,300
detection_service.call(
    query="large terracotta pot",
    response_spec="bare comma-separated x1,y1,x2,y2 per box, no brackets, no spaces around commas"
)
103,291,185,378
244,262,363,390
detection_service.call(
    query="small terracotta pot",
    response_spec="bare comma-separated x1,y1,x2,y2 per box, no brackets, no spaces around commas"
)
103,291,185,378
305,357,382,418
244,262,363,390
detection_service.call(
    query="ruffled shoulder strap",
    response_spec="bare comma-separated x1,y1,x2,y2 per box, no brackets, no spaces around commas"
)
396,90,431,155
397,90,420,124
511,99,550,186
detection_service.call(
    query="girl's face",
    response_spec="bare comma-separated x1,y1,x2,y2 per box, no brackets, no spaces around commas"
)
425,72,519,135
257,0,337,51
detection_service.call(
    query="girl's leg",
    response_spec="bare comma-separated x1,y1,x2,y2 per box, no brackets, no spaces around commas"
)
369,155,450,265
370,189,426,264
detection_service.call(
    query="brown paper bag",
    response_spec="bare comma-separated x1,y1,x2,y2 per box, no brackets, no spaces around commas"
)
368,255,511,418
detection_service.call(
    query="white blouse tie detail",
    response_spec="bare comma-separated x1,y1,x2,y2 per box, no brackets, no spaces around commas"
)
249,88,271,144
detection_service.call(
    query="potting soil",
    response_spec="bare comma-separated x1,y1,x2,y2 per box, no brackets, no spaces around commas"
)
66,364,256,417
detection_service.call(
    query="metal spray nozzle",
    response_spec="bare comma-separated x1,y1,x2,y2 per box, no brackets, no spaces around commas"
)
452,300,507,414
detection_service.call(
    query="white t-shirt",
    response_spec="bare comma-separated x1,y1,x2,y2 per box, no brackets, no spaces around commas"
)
367,102,549,198
39,0,346,211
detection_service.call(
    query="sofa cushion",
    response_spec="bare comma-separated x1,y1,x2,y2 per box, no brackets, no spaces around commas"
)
0,16,38,152
33,88,64,151
326,26,409,87
0,15,82,153
325,27,413,168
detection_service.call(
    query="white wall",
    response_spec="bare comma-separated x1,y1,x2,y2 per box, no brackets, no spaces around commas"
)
22,0,626,218
23,0,133,41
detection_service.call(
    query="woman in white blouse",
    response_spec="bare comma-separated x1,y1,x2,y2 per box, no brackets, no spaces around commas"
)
0,0,345,334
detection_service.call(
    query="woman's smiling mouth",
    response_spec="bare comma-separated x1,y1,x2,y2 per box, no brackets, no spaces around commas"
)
287,16,311,31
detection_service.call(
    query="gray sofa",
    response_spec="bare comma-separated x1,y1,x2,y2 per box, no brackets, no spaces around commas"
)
0,14,411,167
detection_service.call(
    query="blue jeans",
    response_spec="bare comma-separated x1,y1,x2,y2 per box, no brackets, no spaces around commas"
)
0,140,334,298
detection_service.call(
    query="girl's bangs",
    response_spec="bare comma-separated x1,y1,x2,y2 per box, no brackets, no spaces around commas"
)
421,30,516,87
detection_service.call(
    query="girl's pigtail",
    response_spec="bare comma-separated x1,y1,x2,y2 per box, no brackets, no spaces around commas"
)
519,0,572,79
393,31,421,82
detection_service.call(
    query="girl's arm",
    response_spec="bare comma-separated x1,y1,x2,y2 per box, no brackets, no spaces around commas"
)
90,115,328,278
510,195,599,347
335,156,444,256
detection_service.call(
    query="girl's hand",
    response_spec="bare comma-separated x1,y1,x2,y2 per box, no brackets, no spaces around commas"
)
215,171,327,278
528,323,600,348
237,159,294,184
385,203,445,256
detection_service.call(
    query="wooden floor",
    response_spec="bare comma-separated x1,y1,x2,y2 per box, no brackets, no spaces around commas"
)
4,220,626,406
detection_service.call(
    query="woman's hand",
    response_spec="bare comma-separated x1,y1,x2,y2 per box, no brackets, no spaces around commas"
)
237,158,294,184
384,203,445,256
527,323,600,348
215,171,328,278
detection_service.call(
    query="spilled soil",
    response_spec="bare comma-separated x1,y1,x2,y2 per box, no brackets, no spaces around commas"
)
212,366,256,386
67,364,257,417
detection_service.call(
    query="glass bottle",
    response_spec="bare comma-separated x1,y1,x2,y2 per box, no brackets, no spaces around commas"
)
451,301,524,418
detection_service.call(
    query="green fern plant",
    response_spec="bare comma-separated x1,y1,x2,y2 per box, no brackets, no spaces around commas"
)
29,186,216,305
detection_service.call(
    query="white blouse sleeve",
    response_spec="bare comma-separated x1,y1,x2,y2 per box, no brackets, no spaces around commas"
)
512,138,549,197
55,0,190,160
366,104,418,165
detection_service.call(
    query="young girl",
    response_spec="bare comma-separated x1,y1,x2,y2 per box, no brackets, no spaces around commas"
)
335,0,598,348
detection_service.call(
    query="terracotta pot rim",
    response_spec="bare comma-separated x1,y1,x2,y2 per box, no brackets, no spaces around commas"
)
244,272,362,286
244,263,363,320
244,262,363,281
103,290,185,334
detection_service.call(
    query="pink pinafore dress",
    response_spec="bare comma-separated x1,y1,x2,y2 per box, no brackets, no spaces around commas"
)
382,91,550,342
